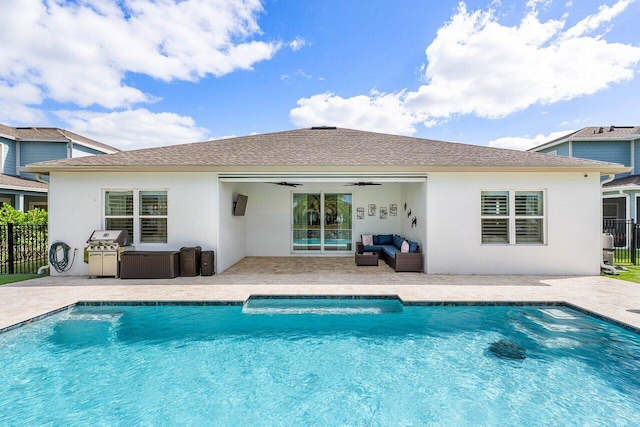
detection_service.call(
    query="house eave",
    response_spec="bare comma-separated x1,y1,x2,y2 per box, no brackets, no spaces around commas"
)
22,163,631,175
603,185,640,193
0,184,48,193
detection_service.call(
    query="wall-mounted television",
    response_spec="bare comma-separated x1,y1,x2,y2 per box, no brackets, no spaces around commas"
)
233,194,248,216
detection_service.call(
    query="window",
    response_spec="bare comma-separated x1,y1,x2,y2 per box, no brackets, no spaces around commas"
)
139,191,167,243
105,190,167,243
28,201,48,211
481,190,544,244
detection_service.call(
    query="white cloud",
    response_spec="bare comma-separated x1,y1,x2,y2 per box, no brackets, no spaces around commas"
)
291,0,640,135
488,130,574,150
561,0,634,39
289,37,307,51
56,109,210,150
290,91,420,135
0,82,45,123
0,0,279,111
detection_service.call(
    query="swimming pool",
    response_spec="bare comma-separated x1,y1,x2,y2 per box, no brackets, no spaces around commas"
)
1,299,639,425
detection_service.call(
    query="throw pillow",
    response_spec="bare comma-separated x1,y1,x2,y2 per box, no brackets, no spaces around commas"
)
362,234,373,246
378,234,393,245
373,235,380,245
408,241,419,253
401,240,410,253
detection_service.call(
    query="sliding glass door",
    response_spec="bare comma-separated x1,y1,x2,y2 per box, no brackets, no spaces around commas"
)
323,193,352,251
293,193,321,251
292,193,352,252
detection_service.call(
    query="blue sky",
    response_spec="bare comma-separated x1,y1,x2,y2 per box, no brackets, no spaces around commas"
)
1,0,639,150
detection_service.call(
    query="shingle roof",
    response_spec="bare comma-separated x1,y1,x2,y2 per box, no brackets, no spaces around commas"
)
604,174,640,189
0,124,18,138
530,126,640,151
0,174,47,192
0,123,119,154
569,126,640,139
23,127,627,173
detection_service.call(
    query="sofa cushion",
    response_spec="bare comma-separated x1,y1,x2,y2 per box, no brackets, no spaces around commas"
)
408,241,419,253
372,235,380,245
362,234,373,246
393,234,404,249
381,244,400,259
377,234,393,245
363,245,383,252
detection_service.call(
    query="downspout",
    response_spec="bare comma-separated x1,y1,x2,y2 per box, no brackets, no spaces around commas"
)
601,173,618,275
35,173,49,184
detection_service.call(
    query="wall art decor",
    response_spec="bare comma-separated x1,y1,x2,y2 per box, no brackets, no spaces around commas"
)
380,207,388,219
411,217,417,228
389,204,397,216
407,209,412,218
356,207,365,219
368,204,377,216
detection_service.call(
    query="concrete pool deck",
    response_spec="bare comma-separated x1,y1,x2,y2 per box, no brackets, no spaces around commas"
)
1,257,640,332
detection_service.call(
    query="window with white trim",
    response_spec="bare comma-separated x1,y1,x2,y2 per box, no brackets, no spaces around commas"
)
105,190,167,243
481,190,544,244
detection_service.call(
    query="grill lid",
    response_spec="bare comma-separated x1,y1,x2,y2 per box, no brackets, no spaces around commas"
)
87,230,131,245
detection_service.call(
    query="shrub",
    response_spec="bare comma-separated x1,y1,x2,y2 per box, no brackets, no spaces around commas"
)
0,204,47,225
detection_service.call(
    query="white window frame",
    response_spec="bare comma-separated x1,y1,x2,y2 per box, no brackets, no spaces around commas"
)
104,189,168,244
28,201,48,210
481,189,546,245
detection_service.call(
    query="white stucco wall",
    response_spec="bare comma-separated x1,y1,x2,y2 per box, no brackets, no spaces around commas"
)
48,170,602,276
426,172,602,275
401,182,427,272
48,172,218,276
217,182,248,272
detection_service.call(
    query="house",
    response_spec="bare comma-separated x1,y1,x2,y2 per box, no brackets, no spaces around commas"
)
0,123,120,211
23,127,627,276
529,126,640,221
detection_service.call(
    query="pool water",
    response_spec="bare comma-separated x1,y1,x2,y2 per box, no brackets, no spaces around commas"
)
1,301,639,426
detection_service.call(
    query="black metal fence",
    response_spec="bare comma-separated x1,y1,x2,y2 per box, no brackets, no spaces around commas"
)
602,219,640,265
0,223,48,274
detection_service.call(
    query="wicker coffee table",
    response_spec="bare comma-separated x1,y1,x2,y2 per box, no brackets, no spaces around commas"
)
355,251,379,266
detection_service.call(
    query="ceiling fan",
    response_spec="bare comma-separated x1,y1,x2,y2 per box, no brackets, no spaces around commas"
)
344,182,382,186
268,182,303,187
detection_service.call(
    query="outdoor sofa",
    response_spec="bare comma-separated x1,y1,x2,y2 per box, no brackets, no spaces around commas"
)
356,234,423,272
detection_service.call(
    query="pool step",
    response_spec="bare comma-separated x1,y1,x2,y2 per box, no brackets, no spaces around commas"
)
242,297,403,315
538,308,577,319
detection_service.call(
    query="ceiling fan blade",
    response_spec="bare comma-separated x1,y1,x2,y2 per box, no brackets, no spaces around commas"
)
344,182,382,186
268,182,302,187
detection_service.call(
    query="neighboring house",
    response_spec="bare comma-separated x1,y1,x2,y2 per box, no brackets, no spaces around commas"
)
0,123,119,211
23,127,626,276
529,126,640,221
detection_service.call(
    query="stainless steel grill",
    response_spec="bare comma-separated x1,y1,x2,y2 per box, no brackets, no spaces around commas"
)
86,230,132,277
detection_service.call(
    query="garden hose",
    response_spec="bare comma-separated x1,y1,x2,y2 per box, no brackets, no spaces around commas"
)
49,241,76,273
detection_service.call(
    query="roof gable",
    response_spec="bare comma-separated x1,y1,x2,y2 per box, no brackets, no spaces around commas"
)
0,123,120,154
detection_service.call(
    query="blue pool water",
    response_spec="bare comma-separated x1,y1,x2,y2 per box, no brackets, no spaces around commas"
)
1,301,639,426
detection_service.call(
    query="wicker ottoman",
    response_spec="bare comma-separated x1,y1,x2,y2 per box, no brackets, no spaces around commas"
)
355,251,379,266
